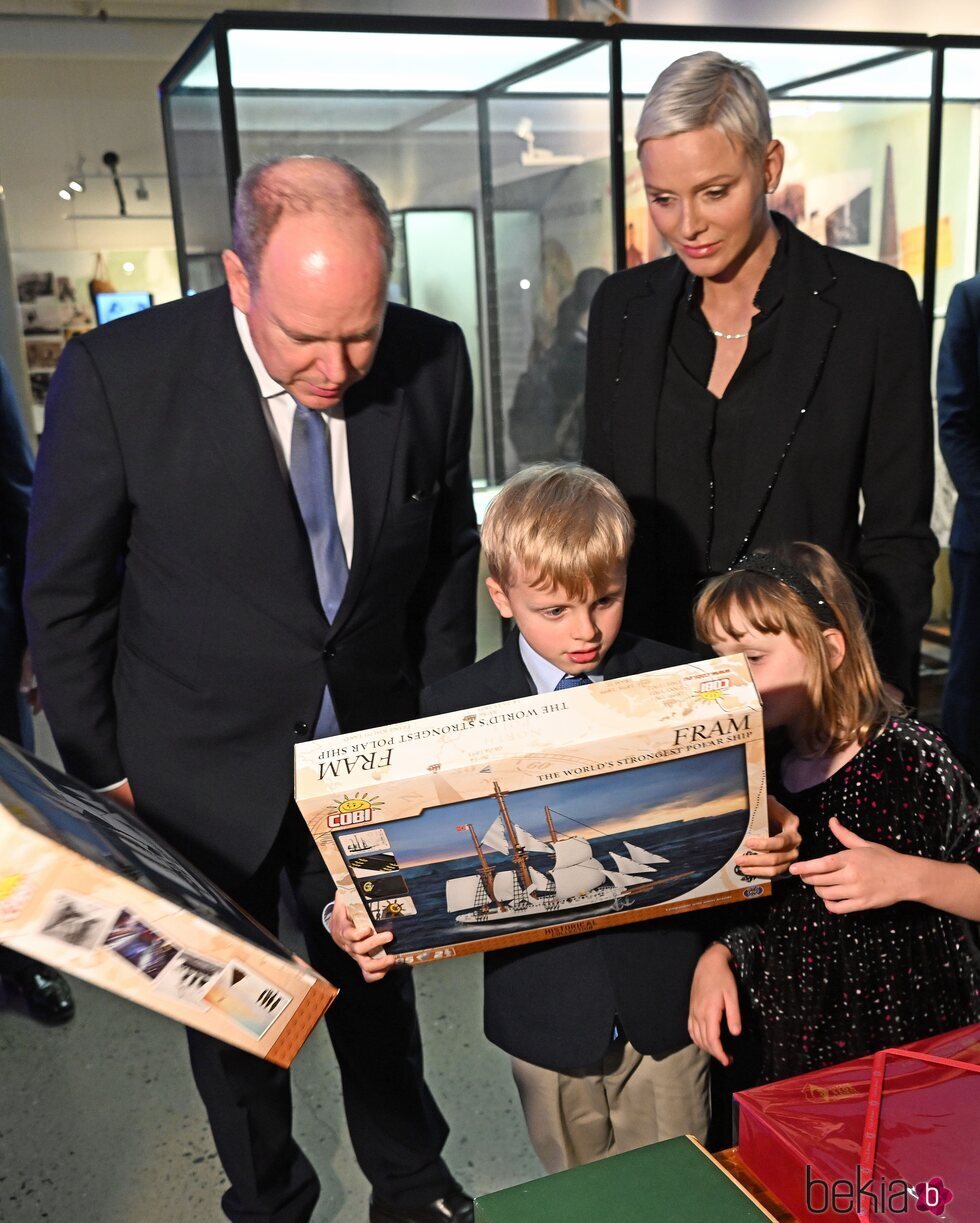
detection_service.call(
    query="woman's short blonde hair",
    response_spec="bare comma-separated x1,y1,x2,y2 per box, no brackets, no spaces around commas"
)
482,463,634,601
635,51,772,165
693,542,902,756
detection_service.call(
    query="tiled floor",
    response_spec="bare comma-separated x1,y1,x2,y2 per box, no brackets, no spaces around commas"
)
0,944,541,1222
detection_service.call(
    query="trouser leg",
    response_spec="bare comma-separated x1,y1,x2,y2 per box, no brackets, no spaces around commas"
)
606,1040,710,1154
184,823,319,1223
285,807,456,1208
187,1028,319,1223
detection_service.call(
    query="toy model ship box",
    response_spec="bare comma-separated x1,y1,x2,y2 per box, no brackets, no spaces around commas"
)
0,739,336,1066
296,654,769,965
735,1024,980,1223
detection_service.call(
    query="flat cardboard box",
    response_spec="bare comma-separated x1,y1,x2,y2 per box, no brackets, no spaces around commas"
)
296,654,769,965
0,739,336,1066
474,1135,780,1222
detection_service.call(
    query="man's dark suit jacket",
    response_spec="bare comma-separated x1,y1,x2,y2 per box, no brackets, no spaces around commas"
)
25,286,479,888
421,629,706,1074
583,214,937,700
0,357,35,742
939,275,980,555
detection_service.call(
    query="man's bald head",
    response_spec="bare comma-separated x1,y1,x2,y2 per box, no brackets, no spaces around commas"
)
232,156,394,284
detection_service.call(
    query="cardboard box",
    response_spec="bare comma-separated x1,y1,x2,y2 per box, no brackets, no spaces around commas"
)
735,1024,980,1223
474,1135,780,1222
296,654,769,965
0,739,336,1066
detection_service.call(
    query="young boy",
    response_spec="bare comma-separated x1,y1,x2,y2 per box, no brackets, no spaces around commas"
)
331,465,793,1170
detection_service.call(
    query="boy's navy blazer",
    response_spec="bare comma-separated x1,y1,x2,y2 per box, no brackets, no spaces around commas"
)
420,629,707,1073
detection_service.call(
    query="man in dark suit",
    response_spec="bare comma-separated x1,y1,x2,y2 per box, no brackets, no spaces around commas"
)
25,157,479,1223
0,354,75,1024
939,274,980,777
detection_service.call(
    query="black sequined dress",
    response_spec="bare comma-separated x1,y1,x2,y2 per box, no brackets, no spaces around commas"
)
722,717,980,1081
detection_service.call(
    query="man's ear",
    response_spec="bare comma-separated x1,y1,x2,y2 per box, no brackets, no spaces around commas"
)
823,627,846,674
222,249,251,313
486,576,514,620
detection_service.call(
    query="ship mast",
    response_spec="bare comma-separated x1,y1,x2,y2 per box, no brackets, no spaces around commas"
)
543,805,559,843
494,780,533,890
464,822,501,909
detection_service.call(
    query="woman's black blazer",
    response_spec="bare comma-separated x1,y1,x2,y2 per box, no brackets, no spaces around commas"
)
583,215,937,699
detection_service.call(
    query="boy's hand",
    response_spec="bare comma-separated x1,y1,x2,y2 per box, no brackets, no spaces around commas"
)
688,943,740,1066
790,817,913,913
735,796,801,877
328,899,397,983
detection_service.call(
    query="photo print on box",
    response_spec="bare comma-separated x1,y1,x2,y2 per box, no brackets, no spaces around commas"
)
347,851,400,877
337,827,390,855
331,745,751,951
104,910,178,979
203,961,291,1039
154,950,224,1009
366,896,418,923
38,890,117,949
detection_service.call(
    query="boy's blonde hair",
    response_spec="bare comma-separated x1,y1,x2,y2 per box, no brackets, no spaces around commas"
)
694,542,902,756
482,463,634,600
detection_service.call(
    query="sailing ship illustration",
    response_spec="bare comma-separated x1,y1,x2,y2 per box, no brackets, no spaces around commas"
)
446,782,675,925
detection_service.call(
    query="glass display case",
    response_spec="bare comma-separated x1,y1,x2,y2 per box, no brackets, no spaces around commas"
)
161,16,980,489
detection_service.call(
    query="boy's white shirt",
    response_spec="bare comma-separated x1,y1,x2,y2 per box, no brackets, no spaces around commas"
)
518,633,603,695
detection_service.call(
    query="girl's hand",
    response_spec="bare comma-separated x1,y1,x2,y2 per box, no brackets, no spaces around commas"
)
328,899,397,982
735,796,801,877
790,817,916,912
688,943,741,1066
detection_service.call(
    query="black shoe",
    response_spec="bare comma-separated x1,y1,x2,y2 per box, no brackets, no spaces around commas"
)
2,963,75,1024
368,1189,474,1223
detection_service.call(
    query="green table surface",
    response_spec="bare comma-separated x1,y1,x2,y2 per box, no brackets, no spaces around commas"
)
475,1135,775,1222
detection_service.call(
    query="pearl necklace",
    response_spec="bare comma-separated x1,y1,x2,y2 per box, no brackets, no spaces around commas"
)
710,327,750,341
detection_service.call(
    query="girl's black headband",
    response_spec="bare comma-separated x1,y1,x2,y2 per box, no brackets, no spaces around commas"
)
730,553,838,629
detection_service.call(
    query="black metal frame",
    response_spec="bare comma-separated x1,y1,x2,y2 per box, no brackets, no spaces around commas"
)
159,12,980,482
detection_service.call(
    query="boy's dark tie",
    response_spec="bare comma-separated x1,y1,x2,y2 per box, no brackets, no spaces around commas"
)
290,401,349,736
555,674,591,690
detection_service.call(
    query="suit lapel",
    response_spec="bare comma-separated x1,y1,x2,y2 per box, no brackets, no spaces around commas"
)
727,223,840,562
611,260,686,501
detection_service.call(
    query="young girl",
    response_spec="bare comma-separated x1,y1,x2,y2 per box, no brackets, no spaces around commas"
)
688,542,980,1081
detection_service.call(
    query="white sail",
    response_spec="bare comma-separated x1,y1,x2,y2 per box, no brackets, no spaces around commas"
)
528,866,551,892
610,851,656,875
512,823,551,853
481,815,551,856
551,836,593,869
446,875,484,913
481,816,510,855
603,869,639,888
624,840,669,864
551,860,607,900
492,870,518,903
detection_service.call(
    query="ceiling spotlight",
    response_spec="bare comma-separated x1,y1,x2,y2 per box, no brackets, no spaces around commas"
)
58,188,72,201
68,179,84,193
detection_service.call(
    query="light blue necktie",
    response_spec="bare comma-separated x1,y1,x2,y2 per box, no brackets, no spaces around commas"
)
290,401,349,737
555,674,591,691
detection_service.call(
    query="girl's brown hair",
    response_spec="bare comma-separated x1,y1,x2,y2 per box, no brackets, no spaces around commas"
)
694,542,902,756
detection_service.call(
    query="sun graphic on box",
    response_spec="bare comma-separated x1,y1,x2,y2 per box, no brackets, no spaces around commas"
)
331,792,383,820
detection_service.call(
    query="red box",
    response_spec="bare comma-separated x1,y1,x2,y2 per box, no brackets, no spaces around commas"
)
735,1025,980,1222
